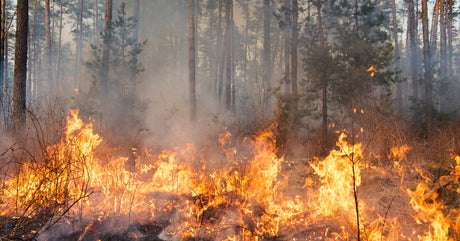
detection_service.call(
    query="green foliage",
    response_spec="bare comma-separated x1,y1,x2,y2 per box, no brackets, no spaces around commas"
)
302,0,400,117
84,2,147,146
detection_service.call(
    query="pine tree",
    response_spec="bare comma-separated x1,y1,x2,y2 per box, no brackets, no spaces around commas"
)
13,0,29,132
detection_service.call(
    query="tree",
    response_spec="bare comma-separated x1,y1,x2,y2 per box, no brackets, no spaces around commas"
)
316,0,327,154
0,0,5,107
189,0,196,121
75,0,84,89
224,0,233,111
283,0,290,93
291,0,298,94
263,0,271,109
45,0,53,94
216,0,224,102
421,0,432,129
408,0,418,99
13,0,29,132
101,0,112,93
439,0,447,112
56,0,63,89
391,0,402,111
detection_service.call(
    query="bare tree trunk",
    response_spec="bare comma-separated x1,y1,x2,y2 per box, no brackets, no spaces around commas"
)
230,0,235,112
45,0,53,94
224,0,232,111
242,0,249,83
439,0,447,113
422,0,433,130
263,0,271,110
131,0,140,96
101,0,112,93
283,0,290,93
74,0,84,90
317,0,328,154
189,0,196,121
391,0,402,112
291,0,298,94
408,0,418,99
0,0,5,108
56,0,63,90
216,0,224,102
94,0,99,40
430,0,440,56
447,0,453,80
13,0,29,133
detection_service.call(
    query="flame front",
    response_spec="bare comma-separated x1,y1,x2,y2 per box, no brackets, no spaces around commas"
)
1,110,459,240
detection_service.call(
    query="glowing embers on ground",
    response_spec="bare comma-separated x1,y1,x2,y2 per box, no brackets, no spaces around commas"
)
1,110,460,240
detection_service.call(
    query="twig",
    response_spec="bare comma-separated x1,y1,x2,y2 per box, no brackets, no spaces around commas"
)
381,196,395,241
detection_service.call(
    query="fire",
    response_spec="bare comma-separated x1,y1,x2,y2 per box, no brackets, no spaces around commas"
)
0,110,459,240
367,65,377,77
309,132,362,218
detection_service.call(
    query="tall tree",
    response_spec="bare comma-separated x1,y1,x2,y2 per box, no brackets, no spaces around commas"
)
421,0,432,129
430,0,440,56
447,0,453,81
189,0,196,121
56,0,63,89
263,0,271,109
0,0,5,107
101,0,112,93
439,0,447,112
391,0,402,111
224,0,232,111
316,0,327,154
291,0,298,94
283,0,290,93
45,0,53,94
216,0,224,101
131,0,140,95
75,0,84,89
13,0,29,132
408,0,418,99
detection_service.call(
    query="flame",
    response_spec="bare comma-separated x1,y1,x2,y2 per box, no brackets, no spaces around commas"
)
1,110,459,240
367,65,377,77
309,133,362,218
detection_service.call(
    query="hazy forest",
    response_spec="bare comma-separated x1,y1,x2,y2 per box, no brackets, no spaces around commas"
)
0,0,460,240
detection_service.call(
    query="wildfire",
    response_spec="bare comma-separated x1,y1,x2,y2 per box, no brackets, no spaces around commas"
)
0,110,459,240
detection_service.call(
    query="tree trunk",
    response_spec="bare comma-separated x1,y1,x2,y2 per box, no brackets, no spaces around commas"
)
422,0,433,130
243,0,249,83
189,0,196,121
13,0,29,133
0,0,5,108
57,0,63,89
74,0,84,90
291,0,298,94
263,0,271,110
430,0,440,56
230,0,235,112
216,0,224,102
439,0,447,113
447,0,453,82
101,0,112,93
283,0,290,93
317,0,328,155
45,0,53,94
391,0,402,112
408,0,418,99
224,0,232,111
131,0,140,96
94,0,99,40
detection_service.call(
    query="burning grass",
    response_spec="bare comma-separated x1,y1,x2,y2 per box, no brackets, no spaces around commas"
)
0,110,459,240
